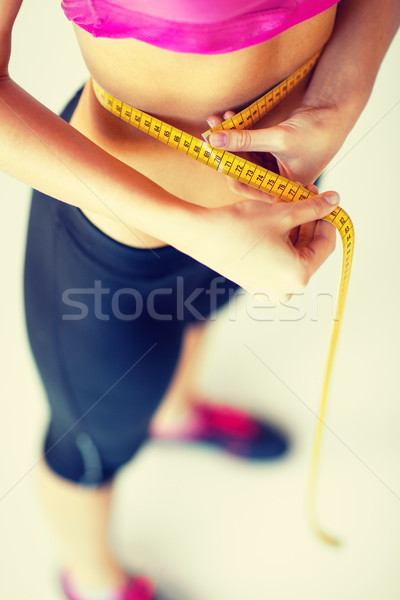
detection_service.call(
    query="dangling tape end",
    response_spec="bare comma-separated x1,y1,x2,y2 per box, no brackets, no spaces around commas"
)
314,527,342,548
309,514,343,548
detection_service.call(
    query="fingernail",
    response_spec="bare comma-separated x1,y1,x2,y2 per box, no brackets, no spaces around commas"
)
209,132,228,148
323,191,340,205
206,119,215,128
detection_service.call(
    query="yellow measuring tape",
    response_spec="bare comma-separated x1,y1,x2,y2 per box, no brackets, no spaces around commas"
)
92,50,354,546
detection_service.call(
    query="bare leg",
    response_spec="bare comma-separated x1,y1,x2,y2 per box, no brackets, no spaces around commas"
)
38,461,128,591
38,322,210,592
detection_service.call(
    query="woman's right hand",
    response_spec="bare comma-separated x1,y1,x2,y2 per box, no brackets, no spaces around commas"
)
191,187,339,300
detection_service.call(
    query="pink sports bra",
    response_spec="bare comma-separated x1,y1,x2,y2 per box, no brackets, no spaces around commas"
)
61,0,340,54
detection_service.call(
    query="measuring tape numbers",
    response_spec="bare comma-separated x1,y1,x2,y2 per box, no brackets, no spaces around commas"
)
92,50,354,545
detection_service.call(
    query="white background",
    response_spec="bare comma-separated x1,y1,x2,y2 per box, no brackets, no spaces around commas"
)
0,1,400,599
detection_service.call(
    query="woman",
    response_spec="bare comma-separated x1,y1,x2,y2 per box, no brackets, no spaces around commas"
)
0,1,398,599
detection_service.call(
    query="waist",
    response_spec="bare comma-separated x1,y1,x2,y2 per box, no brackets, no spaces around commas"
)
67,10,336,246
72,5,336,122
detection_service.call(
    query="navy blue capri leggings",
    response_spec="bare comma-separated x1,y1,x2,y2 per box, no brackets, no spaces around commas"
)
24,88,240,486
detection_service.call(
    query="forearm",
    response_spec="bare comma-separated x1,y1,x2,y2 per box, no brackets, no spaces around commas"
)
0,76,203,247
304,0,400,123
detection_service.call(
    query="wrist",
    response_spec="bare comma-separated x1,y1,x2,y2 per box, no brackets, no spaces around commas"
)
302,62,371,135
303,0,400,133
128,183,208,255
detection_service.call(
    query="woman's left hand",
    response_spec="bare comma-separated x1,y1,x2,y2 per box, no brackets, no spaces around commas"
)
206,102,349,200
205,0,400,201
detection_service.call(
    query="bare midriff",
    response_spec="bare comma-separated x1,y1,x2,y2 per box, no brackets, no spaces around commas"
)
69,7,337,248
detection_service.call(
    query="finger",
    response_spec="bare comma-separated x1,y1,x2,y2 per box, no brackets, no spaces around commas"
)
289,225,300,246
223,110,236,120
289,184,310,245
282,293,293,303
305,183,319,195
294,221,317,248
227,178,278,203
209,125,286,153
281,191,340,229
204,111,238,142
203,116,225,141
206,112,236,128
297,220,336,277
206,115,224,128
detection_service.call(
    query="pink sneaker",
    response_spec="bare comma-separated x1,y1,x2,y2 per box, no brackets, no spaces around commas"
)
150,400,288,460
60,572,157,600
